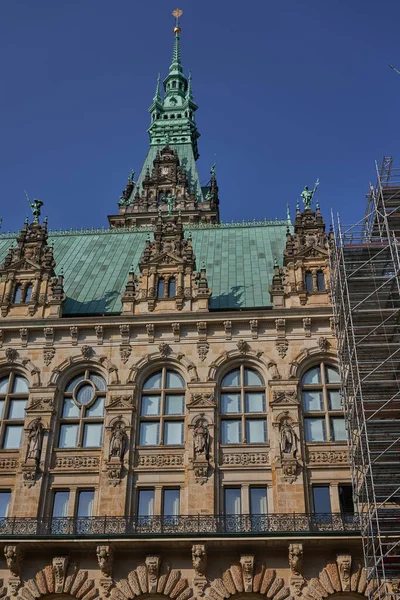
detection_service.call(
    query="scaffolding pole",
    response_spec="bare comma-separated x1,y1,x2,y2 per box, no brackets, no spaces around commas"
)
331,157,400,600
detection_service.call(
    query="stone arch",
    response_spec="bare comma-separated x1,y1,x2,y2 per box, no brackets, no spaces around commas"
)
0,356,40,387
206,561,290,600
127,351,199,386
110,559,192,600
49,355,112,388
19,562,99,600
289,348,337,380
207,349,273,383
303,557,371,600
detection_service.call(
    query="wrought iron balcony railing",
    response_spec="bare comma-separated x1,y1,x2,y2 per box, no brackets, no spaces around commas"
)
0,513,360,538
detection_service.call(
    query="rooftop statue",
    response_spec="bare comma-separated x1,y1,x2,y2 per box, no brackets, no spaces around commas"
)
28,198,44,222
300,179,319,209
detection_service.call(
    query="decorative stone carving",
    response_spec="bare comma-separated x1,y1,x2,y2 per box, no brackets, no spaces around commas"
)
188,392,215,407
303,317,312,337
106,463,123,487
336,554,351,591
280,418,298,457
192,545,207,577
308,450,348,464
268,361,281,379
223,320,232,340
193,417,210,461
137,453,183,467
119,345,132,364
26,417,44,464
146,555,160,593
81,345,93,359
0,458,17,469
249,319,258,339
197,321,207,341
158,342,170,358
197,342,209,362
330,316,336,336
70,325,78,345
5,347,17,362
172,322,180,341
109,419,128,461
240,555,254,592
21,466,37,488
53,556,69,593
55,455,99,469
208,563,289,600
97,545,113,578
221,452,269,466
289,544,303,576
276,340,289,358
146,323,155,343
95,325,104,345
4,546,23,577
43,327,54,346
19,328,28,347
119,324,130,344
275,318,286,338
20,563,99,600
318,336,329,352
271,391,299,405
43,348,55,367
303,555,367,600
237,339,249,354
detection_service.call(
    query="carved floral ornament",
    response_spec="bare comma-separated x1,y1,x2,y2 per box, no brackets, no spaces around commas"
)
127,350,199,384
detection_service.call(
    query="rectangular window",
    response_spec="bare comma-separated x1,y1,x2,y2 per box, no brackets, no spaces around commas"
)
86,397,104,417
0,400,4,419
313,486,331,513
164,421,184,445
163,489,180,527
59,423,78,448
328,390,341,410
77,490,94,517
141,395,161,416
225,488,241,515
138,490,155,517
3,425,23,449
52,491,70,517
246,419,267,443
0,491,11,519
221,393,241,414
221,420,241,444
83,423,103,447
8,399,27,419
302,391,323,411
339,485,354,514
139,422,160,446
250,487,267,515
245,392,265,413
62,398,80,418
330,417,346,441
165,395,184,415
304,418,326,442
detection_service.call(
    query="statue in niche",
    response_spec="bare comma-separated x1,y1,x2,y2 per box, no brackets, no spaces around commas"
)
280,418,298,457
193,418,210,460
26,418,44,463
109,420,127,461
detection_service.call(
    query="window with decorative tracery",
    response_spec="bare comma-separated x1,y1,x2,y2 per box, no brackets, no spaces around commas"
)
139,369,185,446
58,371,106,448
220,367,267,444
302,363,345,442
0,373,29,449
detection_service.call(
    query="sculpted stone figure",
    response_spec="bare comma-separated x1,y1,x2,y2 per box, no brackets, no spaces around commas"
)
280,418,298,457
26,418,44,463
193,419,210,460
288,543,303,576
109,420,127,461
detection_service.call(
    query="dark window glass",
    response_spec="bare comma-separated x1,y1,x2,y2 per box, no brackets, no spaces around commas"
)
225,488,241,515
25,285,33,302
13,285,22,304
317,271,325,291
313,486,331,513
168,278,176,298
339,485,354,514
0,491,11,518
305,272,313,292
157,279,165,298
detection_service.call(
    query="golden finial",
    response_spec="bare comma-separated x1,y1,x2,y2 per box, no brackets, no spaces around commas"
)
172,8,183,34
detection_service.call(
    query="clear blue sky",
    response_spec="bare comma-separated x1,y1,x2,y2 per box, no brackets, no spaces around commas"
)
1,0,400,233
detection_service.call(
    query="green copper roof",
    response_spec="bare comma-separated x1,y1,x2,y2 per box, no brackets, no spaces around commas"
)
0,222,289,315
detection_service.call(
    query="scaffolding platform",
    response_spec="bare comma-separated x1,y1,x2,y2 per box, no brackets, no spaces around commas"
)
331,157,400,600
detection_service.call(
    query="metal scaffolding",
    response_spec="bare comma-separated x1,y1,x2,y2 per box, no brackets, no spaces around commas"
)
331,157,400,600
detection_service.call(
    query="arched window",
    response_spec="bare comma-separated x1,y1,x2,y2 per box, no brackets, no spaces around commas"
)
220,366,266,444
302,363,344,442
317,271,325,292
305,271,313,292
157,278,165,299
168,278,176,298
58,371,106,448
13,285,22,304
0,373,29,449
25,284,33,303
139,368,185,446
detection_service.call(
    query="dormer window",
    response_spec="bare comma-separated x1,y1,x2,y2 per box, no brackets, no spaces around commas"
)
305,271,313,293
25,284,33,303
157,278,165,299
317,271,325,292
13,285,22,304
172,81,177,88
168,278,176,298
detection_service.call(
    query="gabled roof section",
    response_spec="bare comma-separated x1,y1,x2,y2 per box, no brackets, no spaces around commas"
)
0,221,290,315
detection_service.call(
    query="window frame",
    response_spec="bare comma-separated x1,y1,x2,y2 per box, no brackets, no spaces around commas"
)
139,368,185,447
302,362,344,443
219,365,267,445
57,370,106,449
0,372,29,450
